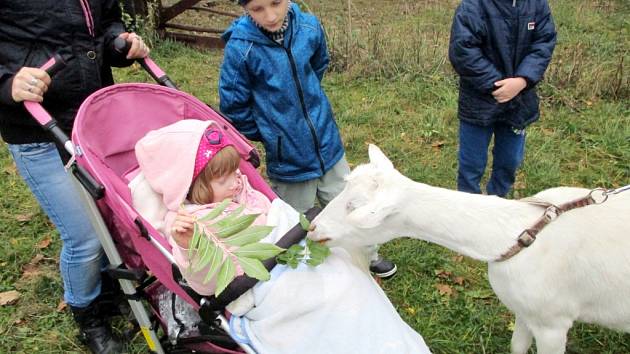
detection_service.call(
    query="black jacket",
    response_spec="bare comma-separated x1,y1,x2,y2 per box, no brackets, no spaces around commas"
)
0,0,132,144
449,0,557,129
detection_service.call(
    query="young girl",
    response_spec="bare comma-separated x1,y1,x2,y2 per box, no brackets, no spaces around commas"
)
134,119,431,354
219,0,397,278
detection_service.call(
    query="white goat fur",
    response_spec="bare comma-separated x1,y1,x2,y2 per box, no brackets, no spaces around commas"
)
309,144,630,354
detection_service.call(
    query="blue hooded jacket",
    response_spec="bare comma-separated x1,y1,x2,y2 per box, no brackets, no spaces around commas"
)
219,3,344,183
449,0,557,129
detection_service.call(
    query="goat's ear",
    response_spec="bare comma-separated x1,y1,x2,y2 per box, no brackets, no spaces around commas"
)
347,200,395,229
368,144,393,171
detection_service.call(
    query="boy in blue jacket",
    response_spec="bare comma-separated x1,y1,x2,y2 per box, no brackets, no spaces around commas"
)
219,0,396,278
449,0,556,197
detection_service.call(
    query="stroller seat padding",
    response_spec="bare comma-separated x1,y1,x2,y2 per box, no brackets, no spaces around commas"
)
128,171,168,234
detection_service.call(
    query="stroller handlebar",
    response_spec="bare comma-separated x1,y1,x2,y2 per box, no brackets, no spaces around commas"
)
23,56,105,199
41,53,67,78
114,37,178,89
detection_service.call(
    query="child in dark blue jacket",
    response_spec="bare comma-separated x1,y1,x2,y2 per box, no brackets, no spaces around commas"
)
219,0,396,277
449,0,556,197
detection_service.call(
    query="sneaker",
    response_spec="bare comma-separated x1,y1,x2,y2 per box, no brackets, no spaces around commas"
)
369,258,397,279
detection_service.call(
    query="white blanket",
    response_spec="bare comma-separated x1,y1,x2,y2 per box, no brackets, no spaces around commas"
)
129,175,430,354
228,200,431,354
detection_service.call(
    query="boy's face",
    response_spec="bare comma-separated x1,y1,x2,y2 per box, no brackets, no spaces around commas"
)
210,170,239,203
245,0,289,32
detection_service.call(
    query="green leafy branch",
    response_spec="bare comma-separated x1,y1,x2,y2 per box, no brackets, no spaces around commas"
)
187,199,284,296
276,214,331,269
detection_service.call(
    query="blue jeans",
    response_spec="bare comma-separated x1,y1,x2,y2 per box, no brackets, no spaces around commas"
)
8,142,104,308
457,120,526,197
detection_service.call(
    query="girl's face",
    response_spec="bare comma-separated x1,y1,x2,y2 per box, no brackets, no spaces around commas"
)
244,0,289,32
210,170,239,203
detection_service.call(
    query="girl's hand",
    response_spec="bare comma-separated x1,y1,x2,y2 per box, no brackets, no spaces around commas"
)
492,77,527,103
171,210,196,248
11,67,51,103
117,32,150,59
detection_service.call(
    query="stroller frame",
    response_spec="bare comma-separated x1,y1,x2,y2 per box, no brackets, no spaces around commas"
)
24,53,315,353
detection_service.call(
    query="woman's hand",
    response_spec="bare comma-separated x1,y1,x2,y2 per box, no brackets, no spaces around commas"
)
492,77,527,103
11,67,51,103
171,209,196,248
117,32,150,59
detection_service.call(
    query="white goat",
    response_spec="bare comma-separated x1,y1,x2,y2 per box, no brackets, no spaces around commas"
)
309,144,630,354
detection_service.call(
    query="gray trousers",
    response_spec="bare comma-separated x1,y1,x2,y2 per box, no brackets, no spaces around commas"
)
271,155,381,262
270,155,351,213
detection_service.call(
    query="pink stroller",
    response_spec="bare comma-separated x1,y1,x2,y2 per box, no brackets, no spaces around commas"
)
25,52,317,353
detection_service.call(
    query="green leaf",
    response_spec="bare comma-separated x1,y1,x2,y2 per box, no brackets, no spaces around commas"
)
214,259,236,296
188,222,201,259
234,242,285,260
198,199,231,222
223,225,274,247
216,213,259,238
215,204,245,228
307,239,331,258
192,239,217,272
237,256,271,281
306,257,325,267
299,213,311,231
287,244,304,254
287,258,300,269
275,240,331,270
202,249,225,285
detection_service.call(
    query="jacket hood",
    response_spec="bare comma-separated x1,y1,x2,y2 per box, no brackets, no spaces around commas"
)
222,3,299,45
135,119,213,211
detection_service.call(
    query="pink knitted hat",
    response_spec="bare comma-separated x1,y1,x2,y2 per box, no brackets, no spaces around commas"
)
192,127,235,181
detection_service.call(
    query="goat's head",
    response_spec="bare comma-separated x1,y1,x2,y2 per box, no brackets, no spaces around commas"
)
309,144,410,248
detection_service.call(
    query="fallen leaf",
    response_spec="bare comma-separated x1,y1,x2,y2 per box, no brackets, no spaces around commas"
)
14,318,25,325
541,127,555,136
29,254,44,264
36,236,52,249
431,140,446,148
435,283,453,297
513,180,527,191
0,290,21,306
451,255,464,263
453,276,465,286
3,163,17,175
20,254,45,280
434,269,452,279
404,307,416,315
15,213,33,222
56,300,67,312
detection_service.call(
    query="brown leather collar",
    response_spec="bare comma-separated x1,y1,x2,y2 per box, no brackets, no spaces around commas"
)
496,188,611,262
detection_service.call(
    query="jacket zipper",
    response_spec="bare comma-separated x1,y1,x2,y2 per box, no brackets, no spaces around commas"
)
78,0,95,37
276,31,326,175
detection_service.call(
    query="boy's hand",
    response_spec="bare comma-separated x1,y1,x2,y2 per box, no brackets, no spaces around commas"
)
492,77,527,103
171,210,196,248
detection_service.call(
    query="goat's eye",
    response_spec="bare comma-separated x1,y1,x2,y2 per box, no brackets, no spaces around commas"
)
346,200,356,213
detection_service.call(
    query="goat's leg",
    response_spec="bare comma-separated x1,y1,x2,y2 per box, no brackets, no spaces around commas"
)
511,316,533,354
530,323,571,354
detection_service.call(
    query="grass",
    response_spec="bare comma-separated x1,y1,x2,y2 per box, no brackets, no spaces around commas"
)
1,0,629,352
